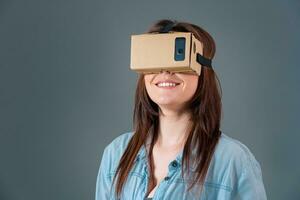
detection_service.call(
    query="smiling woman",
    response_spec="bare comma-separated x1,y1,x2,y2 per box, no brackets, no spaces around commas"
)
95,19,267,200
144,71,199,113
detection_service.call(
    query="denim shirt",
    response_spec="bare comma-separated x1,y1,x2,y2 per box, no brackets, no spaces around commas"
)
95,131,267,200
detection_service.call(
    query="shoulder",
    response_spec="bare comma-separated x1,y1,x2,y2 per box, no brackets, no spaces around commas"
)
100,131,134,172
105,131,134,152
212,131,262,177
211,132,267,199
216,132,257,159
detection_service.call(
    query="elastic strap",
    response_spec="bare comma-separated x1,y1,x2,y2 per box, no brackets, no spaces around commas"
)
159,22,178,33
197,53,212,68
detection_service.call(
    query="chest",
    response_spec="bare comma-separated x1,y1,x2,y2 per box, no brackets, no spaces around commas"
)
113,150,233,200
146,146,182,197
152,146,179,179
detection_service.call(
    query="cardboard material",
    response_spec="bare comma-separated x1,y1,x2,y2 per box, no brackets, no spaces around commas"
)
130,31,204,75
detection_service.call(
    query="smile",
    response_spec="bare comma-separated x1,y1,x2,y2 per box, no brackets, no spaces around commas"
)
155,82,180,88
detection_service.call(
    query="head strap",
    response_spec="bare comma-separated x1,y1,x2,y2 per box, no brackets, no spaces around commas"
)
197,53,212,68
159,21,178,33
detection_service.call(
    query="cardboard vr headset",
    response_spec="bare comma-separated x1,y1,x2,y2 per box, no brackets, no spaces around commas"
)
130,31,212,76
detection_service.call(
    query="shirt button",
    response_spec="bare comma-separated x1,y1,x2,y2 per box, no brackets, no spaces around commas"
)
171,161,178,168
164,176,170,181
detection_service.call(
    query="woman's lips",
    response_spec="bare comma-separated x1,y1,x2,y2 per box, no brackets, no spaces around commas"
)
155,82,180,89
155,80,180,85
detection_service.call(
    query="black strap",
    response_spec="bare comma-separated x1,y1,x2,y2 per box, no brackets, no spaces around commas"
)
197,53,212,68
159,22,177,33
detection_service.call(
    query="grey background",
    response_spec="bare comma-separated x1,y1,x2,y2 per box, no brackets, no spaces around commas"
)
0,0,299,199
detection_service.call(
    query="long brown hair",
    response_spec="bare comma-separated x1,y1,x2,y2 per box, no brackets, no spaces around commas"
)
112,19,223,199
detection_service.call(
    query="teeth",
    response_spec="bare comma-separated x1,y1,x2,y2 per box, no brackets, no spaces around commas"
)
157,82,177,87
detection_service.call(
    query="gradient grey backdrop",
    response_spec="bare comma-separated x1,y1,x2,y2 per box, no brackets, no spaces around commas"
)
1,0,299,199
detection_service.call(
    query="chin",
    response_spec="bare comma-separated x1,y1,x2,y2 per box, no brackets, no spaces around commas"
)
156,101,183,110
154,98,178,106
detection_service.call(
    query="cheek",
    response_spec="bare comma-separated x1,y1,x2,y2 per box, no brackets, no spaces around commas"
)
144,74,153,83
144,75,155,96
144,75,152,89
182,77,199,98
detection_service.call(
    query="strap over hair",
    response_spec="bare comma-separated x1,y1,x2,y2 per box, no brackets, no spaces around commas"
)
197,53,212,68
159,21,178,33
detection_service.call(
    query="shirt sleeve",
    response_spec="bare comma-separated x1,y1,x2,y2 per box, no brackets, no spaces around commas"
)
235,150,267,200
95,146,113,200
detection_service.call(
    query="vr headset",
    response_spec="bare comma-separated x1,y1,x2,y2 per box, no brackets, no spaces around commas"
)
130,25,212,76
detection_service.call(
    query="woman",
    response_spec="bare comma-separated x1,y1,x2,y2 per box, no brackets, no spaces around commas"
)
95,19,267,200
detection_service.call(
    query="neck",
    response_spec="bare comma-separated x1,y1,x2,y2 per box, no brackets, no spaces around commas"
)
156,107,192,149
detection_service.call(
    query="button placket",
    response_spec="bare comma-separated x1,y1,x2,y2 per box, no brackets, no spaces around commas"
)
168,160,180,171
171,160,178,168
135,156,140,162
149,160,180,199
162,160,180,184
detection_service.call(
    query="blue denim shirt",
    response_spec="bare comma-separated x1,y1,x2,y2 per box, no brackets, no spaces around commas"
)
95,131,267,200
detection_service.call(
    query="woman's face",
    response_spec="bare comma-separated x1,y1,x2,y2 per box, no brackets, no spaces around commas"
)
144,71,199,111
